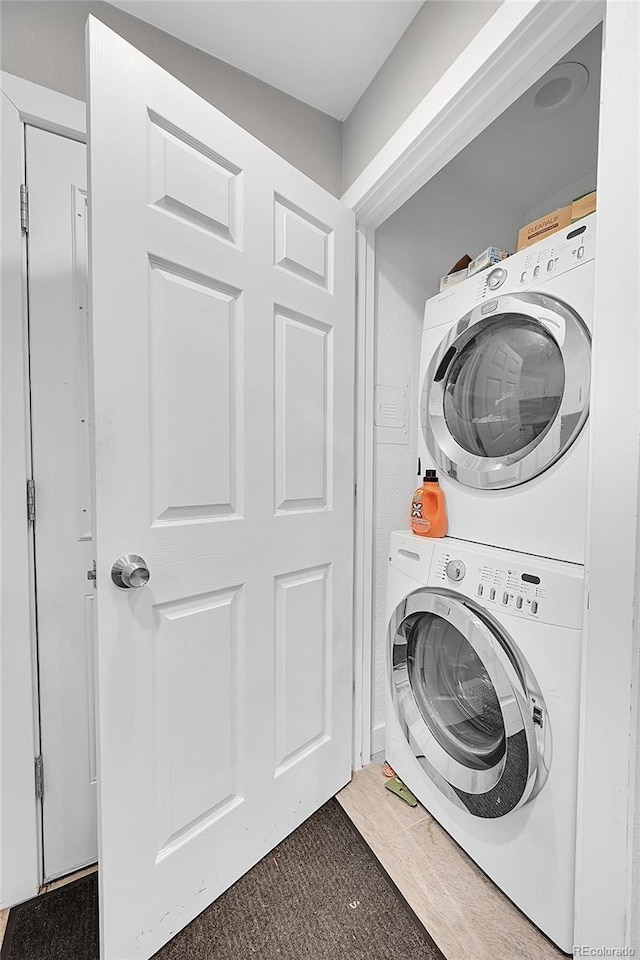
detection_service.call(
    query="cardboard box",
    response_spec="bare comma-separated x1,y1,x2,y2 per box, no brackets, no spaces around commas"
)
571,190,596,222
449,254,472,274
517,205,572,251
439,267,468,292
467,247,509,277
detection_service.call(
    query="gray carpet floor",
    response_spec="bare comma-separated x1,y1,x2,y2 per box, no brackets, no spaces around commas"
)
2,800,444,960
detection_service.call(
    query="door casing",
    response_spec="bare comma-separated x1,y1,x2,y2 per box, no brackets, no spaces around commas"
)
2,0,639,947
25,124,97,884
0,72,87,910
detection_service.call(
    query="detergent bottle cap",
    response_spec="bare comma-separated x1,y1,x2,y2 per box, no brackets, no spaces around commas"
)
423,469,438,482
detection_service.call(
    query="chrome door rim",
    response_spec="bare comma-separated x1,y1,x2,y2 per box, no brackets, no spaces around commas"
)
422,292,591,489
390,588,546,816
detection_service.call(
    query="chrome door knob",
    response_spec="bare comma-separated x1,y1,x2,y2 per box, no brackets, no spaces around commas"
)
111,554,150,589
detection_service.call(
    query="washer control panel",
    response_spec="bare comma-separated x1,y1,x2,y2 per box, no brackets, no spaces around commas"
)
389,534,585,629
430,541,584,629
473,564,543,616
480,561,543,616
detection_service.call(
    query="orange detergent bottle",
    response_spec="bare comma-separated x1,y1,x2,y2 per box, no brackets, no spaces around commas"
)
411,460,448,537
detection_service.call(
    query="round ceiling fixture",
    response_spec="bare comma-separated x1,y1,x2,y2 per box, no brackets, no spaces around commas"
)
530,61,589,116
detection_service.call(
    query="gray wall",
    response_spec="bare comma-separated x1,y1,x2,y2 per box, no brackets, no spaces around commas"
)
0,1,342,197
342,0,503,191
0,1,507,197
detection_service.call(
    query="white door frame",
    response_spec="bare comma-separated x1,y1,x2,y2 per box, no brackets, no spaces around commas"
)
573,3,640,947
344,0,639,948
0,72,86,907
2,0,639,945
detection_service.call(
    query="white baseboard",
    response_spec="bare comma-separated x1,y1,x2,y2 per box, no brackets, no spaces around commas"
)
370,722,386,759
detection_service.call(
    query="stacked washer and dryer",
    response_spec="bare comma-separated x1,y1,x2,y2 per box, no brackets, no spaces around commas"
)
385,216,595,953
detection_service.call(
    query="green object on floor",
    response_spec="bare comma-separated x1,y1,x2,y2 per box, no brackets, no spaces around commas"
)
385,776,418,807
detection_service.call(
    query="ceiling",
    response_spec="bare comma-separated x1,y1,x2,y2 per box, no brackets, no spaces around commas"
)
109,1,424,120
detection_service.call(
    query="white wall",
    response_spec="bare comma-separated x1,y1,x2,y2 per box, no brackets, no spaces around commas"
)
342,0,503,191
634,724,640,948
372,167,517,731
0,0,343,196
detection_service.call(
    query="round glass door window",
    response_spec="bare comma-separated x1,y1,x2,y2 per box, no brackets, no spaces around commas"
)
407,612,506,771
422,293,591,489
390,588,549,816
443,315,565,459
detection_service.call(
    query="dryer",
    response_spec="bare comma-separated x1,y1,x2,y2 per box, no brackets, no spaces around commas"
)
385,530,584,953
419,215,595,563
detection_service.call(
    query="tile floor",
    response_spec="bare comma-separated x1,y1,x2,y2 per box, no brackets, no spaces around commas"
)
337,763,565,960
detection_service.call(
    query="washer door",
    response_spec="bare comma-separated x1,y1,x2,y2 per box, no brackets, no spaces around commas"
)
390,588,548,818
421,292,591,489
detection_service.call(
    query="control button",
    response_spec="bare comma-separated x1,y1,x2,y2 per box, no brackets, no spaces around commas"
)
489,587,496,600
516,596,523,610
477,584,483,597
533,265,540,278
531,600,538,614
546,259,554,272
487,267,507,290
577,246,585,259
502,591,509,604
520,271,527,283
445,559,466,582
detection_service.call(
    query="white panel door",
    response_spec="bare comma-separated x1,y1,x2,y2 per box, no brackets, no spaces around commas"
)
26,125,97,881
87,17,355,960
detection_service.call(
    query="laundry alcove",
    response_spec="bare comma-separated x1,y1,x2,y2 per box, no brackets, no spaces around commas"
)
370,22,602,759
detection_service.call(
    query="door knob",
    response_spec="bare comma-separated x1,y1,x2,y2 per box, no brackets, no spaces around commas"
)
111,554,150,589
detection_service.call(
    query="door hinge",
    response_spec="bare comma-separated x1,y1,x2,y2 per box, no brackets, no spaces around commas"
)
35,755,44,800
20,184,29,234
585,573,590,610
27,478,36,523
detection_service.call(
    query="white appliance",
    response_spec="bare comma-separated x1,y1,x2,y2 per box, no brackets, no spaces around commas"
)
419,216,595,563
385,530,584,953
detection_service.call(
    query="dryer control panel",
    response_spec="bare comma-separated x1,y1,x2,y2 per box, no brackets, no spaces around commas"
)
425,215,596,329
471,217,596,306
512,220,595,287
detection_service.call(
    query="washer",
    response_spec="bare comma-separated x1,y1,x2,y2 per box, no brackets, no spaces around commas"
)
419,216,595,563
385,530,584,953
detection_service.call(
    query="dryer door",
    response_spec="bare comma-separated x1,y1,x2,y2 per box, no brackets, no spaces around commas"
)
421,291,590,489
389,588,547,818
